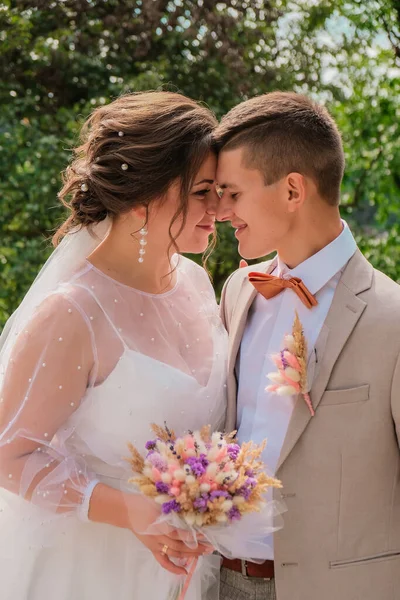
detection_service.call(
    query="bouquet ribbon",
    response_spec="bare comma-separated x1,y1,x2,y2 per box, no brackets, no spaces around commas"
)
178,557,198,600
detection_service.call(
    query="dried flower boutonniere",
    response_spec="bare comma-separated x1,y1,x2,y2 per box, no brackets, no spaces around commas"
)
266,311,315,416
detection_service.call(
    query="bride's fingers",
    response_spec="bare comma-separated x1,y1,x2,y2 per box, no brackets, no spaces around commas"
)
165,529,193,542
160,547,201,560
154,552,188,576
159,538,211,555
165,530,213,549
196,533,214,547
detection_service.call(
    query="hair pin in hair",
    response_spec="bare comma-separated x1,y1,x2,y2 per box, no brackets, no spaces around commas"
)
81,183,89,192
121,163,128,171
118,131,124,137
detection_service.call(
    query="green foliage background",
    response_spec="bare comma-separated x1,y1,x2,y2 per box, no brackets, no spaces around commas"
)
1,0,400,328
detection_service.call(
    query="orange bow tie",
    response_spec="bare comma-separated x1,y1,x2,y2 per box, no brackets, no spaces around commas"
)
248,272,318,309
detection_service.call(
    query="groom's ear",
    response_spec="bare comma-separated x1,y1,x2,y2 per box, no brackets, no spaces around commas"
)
286,172,306,213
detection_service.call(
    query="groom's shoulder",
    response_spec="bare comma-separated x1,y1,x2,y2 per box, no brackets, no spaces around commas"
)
224,259,272,297
220,259,273,325
373,266,400,292
370,264,400,307
353,252,400,325
360,265,400,344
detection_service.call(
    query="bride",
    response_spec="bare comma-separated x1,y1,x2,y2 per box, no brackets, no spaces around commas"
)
0,91,227,599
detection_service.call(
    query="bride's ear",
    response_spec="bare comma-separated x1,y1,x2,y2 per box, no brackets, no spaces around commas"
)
130,205,148,222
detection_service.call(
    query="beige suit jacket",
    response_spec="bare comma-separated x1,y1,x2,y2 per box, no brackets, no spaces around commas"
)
220,250,400,600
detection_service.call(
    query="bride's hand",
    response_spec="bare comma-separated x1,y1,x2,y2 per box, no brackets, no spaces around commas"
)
126,493,212,575
88,484,212,575
133,528,212,575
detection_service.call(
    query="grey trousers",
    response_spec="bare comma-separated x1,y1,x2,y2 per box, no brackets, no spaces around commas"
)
219,567,277,600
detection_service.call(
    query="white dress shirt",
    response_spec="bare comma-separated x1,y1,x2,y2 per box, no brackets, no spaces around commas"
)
236,221,357,559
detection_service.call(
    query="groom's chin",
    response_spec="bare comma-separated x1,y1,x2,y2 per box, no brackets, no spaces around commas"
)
236,232,274,260
238,244,269,261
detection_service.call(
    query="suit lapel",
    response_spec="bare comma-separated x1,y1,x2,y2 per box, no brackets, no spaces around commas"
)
276,250,373,473
225,261,274,431
227,261,275,378
227,283,256,378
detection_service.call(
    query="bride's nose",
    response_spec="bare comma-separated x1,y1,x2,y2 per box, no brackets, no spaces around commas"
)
205,188,219,216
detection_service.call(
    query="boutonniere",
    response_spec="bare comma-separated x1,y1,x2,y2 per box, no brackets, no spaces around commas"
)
266,311,315,416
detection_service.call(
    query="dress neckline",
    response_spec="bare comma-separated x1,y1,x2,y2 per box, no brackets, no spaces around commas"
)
84,258,181,298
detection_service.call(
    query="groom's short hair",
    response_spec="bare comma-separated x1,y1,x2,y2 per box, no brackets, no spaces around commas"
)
215,92,345,206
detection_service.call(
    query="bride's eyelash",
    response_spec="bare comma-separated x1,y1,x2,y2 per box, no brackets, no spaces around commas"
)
193,188,211,196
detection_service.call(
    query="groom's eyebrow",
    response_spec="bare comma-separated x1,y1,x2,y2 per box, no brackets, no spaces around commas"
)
218,183,236,189
194,178,214,185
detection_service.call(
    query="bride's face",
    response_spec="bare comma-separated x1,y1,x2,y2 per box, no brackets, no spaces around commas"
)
148,153,218,255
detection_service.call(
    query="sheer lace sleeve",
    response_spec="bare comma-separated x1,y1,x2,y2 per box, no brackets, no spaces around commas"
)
0,292,99,516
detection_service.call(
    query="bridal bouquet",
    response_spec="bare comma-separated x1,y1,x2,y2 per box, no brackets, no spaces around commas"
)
127,424,283,599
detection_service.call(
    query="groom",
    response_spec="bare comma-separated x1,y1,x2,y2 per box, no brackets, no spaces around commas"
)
215,92,400,600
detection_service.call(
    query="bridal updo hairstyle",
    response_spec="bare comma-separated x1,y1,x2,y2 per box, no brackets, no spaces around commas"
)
54,91,218,246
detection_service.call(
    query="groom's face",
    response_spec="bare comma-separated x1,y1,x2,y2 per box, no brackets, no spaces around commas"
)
216,147,292,259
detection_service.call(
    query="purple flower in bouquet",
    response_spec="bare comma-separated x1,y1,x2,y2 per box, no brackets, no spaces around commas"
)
155,481,170,494
193,494,210,513
199,454,209,467
246,477,257,488
185,454,209,477
227,444,240,461
236,486,252,500
162,499,182,515
227,506,242,522
236,478,256,500
147,452,167,472
210,490,230,500
145,440,157,451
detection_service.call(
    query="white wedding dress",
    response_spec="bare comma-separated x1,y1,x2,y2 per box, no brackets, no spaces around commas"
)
0,254,227,599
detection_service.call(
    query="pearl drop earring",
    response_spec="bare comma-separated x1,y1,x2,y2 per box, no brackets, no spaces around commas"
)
138,226,148,264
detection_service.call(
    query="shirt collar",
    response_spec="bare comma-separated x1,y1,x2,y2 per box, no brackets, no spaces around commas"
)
275,220,357,295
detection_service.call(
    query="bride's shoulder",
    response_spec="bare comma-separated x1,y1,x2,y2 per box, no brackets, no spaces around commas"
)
8,290,94,363
31,267,104,333
178,256,214,292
